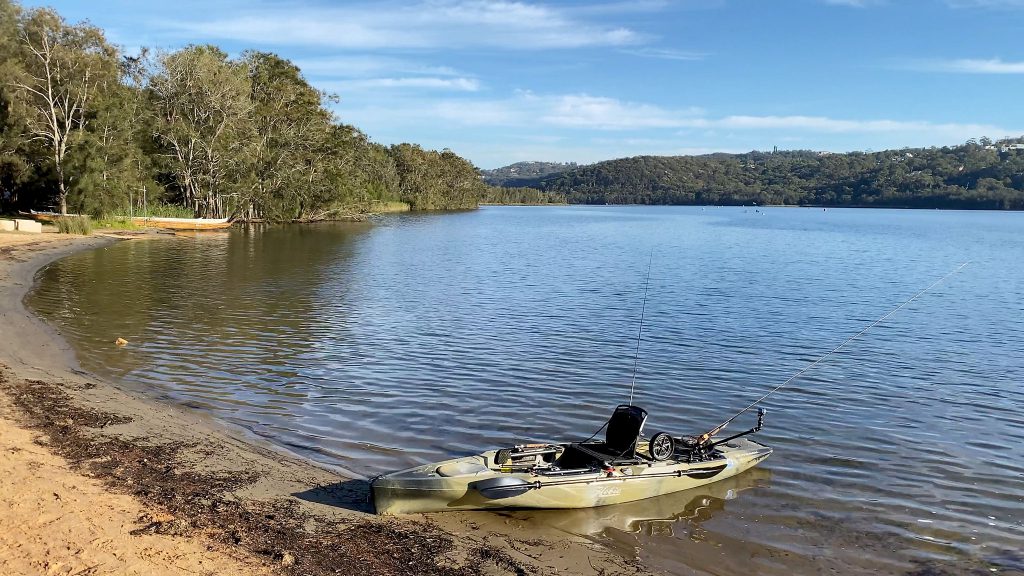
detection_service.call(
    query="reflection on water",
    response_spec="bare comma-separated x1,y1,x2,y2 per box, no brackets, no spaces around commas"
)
29,207,1024,575
502,466,772,539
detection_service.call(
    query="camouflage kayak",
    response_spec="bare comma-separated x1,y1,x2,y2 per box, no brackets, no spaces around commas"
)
371,405,771,515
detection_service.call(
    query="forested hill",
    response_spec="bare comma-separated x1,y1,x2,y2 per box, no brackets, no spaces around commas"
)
480,161,582,187
536,141,1024,209
0,0,486,221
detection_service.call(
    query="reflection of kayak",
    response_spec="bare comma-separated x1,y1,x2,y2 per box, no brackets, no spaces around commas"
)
531,465,772,537
372,405,771,515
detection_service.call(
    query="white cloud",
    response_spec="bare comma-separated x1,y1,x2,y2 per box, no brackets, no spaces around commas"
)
621,47,708,61
166,1,644,50
823,0,881,7
908,58,1024,74
341,91,1019,140
946,0,1024,7
422,92,704,129
324,77,481,92
539,94,704,129
672,115,1018,140
293,56,463,78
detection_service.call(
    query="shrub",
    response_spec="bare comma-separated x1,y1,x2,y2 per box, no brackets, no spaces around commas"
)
55,215,94,235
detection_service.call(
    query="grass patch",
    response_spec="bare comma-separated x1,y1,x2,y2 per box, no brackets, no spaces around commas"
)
55,215,94,235
93,215,142,230
109,203,196,219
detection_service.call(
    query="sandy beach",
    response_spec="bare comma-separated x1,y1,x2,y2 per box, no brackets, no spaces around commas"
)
0,231,639,576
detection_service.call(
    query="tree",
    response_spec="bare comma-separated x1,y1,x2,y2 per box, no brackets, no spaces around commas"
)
238,51,334,221
68,49,161,216
0,0,28,211
10,7,117,214
149,45,252,218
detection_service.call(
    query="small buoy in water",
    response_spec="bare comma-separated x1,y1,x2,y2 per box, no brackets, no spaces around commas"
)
115,337,128,346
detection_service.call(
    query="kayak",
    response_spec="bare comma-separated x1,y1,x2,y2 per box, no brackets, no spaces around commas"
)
371,404,771,515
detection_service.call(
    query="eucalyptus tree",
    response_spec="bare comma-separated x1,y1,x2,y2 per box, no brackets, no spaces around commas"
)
239,50,336,221
390,143,484,210
149,45,252,218
10,6,118,214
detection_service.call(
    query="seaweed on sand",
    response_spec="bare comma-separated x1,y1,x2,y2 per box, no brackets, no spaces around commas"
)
0,372,537,576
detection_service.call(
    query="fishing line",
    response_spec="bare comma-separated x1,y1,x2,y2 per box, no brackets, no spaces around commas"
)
699,261,970,442
628,250,655,406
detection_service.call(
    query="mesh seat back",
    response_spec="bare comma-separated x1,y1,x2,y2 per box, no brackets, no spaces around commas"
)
605,404,647,457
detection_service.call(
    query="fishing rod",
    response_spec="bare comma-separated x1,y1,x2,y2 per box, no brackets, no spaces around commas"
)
697,261,970,444
628,251,655,406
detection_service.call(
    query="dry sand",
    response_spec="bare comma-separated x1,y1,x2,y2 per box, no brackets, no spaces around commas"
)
0,230,640,576
0,390,272,576
1,232,270,575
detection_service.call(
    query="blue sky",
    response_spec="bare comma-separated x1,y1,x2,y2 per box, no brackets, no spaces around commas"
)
23,0,1024,168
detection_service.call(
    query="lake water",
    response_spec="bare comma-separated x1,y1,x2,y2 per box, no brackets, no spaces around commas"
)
29,206,1024,575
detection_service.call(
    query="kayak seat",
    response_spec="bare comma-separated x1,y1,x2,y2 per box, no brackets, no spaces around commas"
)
560,404,648,467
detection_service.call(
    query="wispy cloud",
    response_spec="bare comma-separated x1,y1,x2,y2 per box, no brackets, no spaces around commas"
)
324,77,481,92
904,58,1024,74
823,0,883,7
621,47,708,61
294,56,463,78
423,92,704,129
945,0,1024,7
166,1,645,50
673,115,1018,140
538,94,704,129
341,90,1019,142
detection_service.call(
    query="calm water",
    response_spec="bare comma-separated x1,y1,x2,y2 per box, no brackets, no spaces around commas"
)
29,206,1024,575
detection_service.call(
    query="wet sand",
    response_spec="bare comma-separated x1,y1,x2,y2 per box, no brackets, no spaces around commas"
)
0,231,640,576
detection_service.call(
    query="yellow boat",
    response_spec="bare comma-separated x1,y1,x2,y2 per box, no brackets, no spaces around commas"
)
371,405,770,515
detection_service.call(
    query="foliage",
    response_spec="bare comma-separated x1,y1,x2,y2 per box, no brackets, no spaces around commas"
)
149,45,253,218
54,213,92,234
536,143,1024,209
9,6,119,214
480,161,582,188
480,186,566,205
389,144,485,210
0,0,488,221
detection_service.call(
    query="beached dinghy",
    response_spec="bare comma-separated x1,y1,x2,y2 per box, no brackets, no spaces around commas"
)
371,404,770,515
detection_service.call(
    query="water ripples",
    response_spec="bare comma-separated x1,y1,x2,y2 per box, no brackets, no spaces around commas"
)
28,207,1024,575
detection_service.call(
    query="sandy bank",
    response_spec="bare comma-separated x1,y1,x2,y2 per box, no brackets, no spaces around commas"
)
0,231,639,576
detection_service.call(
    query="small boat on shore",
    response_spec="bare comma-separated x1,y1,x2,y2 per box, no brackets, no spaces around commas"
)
131,216,232,230
371,404,770,514
20,210,79,222
20,210,232,230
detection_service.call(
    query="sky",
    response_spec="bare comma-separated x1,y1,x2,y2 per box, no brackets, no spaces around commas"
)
21,0,1024,168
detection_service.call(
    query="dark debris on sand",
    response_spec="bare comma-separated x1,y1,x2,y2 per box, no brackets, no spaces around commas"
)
1,373,538,576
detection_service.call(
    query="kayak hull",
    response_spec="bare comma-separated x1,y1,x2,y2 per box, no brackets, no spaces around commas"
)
372,437,771,515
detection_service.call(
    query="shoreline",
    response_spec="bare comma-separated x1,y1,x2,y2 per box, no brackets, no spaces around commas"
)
0,232,638,576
